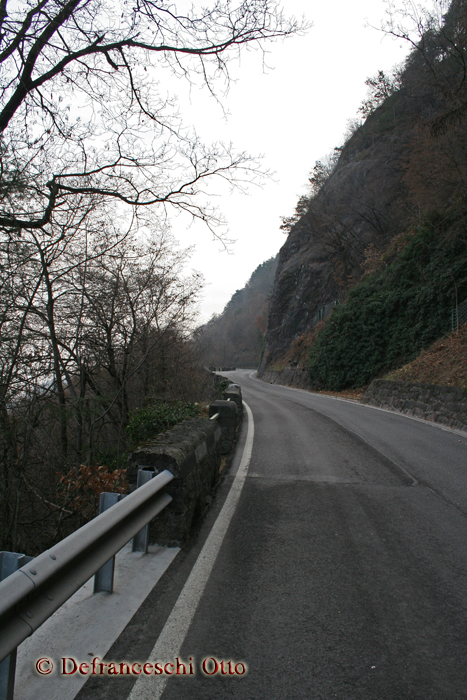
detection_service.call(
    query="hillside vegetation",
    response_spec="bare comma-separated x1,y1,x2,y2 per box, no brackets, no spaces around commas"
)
384,324,467,390
309,219,467,390
261,0,467,391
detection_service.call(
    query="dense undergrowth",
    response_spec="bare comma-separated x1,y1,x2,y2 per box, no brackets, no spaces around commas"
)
126,401,204,446
308,216,467,390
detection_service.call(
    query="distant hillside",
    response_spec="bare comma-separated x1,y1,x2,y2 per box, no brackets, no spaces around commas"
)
196,256,278,368
261,0,467,389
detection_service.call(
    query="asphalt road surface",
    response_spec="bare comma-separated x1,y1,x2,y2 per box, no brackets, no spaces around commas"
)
78,370,467,700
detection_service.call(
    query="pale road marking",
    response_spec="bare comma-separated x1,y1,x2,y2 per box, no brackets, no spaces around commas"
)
248,371,467,438
128,401,255,700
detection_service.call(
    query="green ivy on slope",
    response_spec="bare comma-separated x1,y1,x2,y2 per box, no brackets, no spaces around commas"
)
308,216,467,390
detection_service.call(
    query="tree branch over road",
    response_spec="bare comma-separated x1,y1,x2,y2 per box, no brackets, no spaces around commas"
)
0,0,307,233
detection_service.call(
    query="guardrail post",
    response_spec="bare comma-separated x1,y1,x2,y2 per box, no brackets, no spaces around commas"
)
0,470,174,665
0,652,15,700
0,552,33,700
93,493,121,593
132,469,153,553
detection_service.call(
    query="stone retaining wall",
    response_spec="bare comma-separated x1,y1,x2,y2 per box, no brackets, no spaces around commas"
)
127,417,222,546
223,383,243,411
208,400,239,453
362,379,467,432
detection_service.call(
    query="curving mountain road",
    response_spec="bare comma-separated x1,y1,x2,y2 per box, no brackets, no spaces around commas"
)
79,370,467,700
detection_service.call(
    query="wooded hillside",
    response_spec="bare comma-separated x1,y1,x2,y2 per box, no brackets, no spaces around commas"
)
261,0,467,390
196,256,278,369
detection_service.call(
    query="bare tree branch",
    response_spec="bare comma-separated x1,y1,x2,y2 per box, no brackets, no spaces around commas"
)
0,0,308,232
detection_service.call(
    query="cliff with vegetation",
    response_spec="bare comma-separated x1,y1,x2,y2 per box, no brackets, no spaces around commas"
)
260,0,467,391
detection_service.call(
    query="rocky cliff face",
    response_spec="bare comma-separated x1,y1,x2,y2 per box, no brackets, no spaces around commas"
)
260,82,418,372
260,1,467,388
263,230,336,365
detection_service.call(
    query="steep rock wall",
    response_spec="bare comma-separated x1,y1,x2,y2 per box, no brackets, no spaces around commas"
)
260,88,417,373
262,230,336,366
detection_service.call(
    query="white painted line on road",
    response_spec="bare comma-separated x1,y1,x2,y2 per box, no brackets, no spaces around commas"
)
350,400,467,437
15,543,179,700
128,401,255,700
247,371,467,438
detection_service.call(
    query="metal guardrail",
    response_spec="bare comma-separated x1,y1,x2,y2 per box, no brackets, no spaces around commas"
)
0,469,174,669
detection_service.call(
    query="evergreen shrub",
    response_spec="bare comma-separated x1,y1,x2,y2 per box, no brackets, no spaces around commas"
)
126,401,203,446
308,216,467,390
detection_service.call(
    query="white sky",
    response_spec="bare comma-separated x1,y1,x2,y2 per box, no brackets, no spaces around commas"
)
168,0,414,323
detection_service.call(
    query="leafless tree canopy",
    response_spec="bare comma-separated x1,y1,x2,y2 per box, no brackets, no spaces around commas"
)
380,0,467,132
0,0,307,556
0,208,206,553
0,0,305,233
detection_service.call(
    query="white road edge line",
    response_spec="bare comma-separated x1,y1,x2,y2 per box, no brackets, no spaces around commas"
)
128,401,255,700
248,371,467,438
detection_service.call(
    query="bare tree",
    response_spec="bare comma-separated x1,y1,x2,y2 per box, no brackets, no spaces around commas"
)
0,0,308,553
0,0,306,234
72,225,202,456
379,0,467,132
0,200,204,553
358,68,403,118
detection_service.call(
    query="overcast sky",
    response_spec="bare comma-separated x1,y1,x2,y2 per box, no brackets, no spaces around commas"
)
168,0,415,323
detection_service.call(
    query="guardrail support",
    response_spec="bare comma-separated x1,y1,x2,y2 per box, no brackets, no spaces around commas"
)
0,650,15,700
0,469,174,666
94,469,155,591
0,552,34,700
94,493,121,593
132,469,153,553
